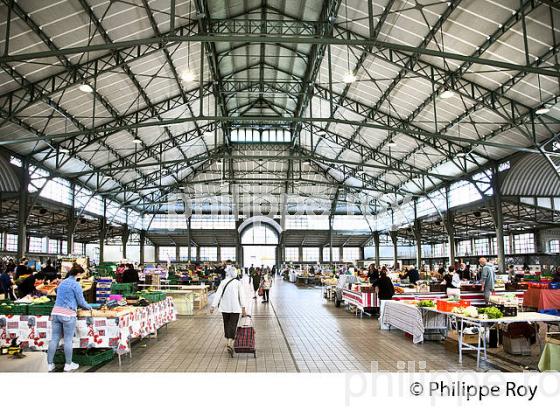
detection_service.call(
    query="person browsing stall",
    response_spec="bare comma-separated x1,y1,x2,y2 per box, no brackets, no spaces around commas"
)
47,269,92,372
479,257,495,302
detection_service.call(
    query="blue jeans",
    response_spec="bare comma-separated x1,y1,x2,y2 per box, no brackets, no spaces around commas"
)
47,315,76,365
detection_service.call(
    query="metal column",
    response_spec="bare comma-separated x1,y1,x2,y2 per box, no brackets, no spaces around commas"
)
16,160,29,259
373,231,380,267
139,230,146,264
389,231,398,269
443,212,456,266
413,220,422,269
492,167,506,274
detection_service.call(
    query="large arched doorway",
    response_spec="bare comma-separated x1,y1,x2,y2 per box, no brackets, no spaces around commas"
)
240,223,279,268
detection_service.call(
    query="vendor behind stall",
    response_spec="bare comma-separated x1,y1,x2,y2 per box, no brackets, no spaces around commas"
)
376,270,395,300
400,265,420,284
442,266,461,289
367,264,379,286
552,266,560,283
122,264,139,283
41,260,59,282
17,269,46,298
14,258,30,280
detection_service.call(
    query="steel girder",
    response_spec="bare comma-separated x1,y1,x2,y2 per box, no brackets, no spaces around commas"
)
2,24,560,79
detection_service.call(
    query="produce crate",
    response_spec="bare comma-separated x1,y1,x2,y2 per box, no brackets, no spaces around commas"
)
54,348,115,367
111,282,133,295
27,303,55,316
140,291,166,303
0,302,28,315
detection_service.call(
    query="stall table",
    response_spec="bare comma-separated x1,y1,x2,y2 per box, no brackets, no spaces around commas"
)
393,290,525,306
523,288,560,311
342,289,378,317
421,307,560,368
381,301,448,344
177,285,209,309
163,290,194,315
0,298,176,366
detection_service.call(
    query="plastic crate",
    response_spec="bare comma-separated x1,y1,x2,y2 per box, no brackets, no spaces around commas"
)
0,303,28,315
27,303,55,316
111,283,133,295
140,291,166,303
54,348,115,366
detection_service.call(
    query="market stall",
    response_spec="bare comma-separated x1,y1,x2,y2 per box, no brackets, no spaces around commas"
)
380,300,448,344
392,290,526,306
420,306,560,368
0,298,176,366
342,288,377,317
523,288,560,311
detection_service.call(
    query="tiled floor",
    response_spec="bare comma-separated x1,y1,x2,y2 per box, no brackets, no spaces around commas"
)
98,278,538,373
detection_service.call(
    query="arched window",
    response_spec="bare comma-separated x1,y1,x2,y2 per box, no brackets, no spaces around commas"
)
241,224,279,245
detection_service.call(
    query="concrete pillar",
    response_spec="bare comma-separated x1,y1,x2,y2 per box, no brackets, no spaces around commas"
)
491,168,506,274
17,160,29,259
175,245,180,263
298,246,303,262
139,230,146,264
373,231,380,267
216,246,221,263
2,232,7,252
390,231,398,269
359,247,365,261
196,246,200,262
319,246,324,264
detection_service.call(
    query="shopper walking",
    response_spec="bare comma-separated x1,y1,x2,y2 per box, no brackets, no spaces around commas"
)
47,269,92,372
479,257,495,303
260,271,272,303
210,260,247,354
251,267,262,299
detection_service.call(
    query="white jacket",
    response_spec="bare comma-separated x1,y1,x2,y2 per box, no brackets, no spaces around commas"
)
211,277,247,313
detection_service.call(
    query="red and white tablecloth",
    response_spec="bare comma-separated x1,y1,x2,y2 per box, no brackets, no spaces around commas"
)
0,298,176,354
342,289,378,309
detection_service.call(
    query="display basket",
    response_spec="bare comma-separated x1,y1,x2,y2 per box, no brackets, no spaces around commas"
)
111,282,133,294
140,291,166,303
27,303,55,316
54,348,114,366
0,302,28,315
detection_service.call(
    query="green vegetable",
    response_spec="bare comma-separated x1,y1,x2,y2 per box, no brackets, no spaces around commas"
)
477,307,503,319
417,300,435,308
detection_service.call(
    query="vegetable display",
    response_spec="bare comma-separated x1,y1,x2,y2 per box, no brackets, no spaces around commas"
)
477,307,503,319
416,300,435,308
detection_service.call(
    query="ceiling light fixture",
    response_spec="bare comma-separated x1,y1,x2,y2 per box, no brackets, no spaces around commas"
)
536,105,550,115
387,138,397,147
78,83,94,93
133,138,142,144
181,69,195,82
58,147,70,153
342,72,357,84
440,89,455,99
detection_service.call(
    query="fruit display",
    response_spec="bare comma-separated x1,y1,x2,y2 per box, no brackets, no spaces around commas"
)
394,286,404,294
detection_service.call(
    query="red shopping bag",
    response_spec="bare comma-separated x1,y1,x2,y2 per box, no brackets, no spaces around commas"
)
258,287,264,297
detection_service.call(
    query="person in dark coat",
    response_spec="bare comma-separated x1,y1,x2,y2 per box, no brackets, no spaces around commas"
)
251,267,262,299
376,271,395,300
367,264,379,286
401,266,420,284
41,260,59,282
14,258,30,280
0,267,16,300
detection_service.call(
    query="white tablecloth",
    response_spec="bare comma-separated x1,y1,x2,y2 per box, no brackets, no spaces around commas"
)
381,301,447,344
